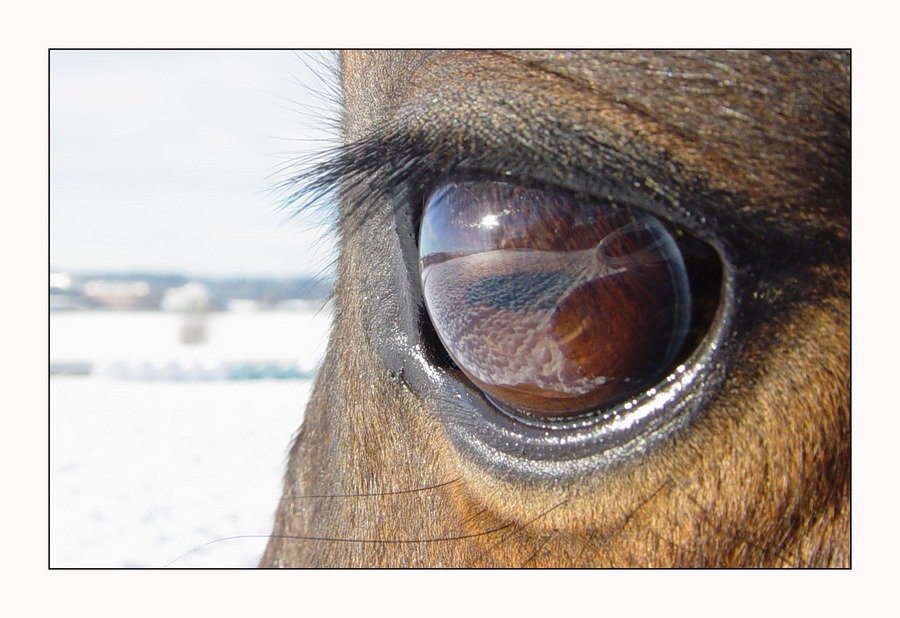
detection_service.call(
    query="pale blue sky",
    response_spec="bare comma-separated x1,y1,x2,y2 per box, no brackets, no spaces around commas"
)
50,50,339,278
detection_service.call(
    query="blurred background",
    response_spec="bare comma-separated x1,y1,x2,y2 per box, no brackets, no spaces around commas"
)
49,50,338,567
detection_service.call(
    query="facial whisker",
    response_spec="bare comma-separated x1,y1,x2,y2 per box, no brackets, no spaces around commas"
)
280,478,461,501
674,482,804,567
520,530,559,567
468,499,570,568
581,478,674,565
164,523,516,568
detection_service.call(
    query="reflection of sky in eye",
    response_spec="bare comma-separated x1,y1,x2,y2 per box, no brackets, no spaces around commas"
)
421,185,507,258
50,50,339,277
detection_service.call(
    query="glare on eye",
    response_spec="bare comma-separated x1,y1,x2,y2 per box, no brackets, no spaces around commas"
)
479,214,501,228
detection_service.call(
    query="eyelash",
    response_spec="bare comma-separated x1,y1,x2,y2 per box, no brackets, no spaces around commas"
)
276,121,702,245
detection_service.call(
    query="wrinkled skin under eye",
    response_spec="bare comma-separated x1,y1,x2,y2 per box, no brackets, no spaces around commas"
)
419,181,693,419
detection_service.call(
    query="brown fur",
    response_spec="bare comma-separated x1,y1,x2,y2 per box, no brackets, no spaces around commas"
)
261,51,849,567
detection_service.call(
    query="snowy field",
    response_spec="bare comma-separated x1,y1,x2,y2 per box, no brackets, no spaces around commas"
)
50,309,332,568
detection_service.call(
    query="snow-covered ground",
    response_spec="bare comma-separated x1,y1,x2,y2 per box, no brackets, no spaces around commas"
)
50,309,332,377
50,309,332,568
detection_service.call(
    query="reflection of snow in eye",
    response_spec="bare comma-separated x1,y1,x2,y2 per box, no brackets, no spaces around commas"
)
424,250,628,397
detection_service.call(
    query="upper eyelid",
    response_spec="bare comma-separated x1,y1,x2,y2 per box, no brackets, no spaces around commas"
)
280,57,712,238
282,115,842,277
396,60,686,181
282,122,690,236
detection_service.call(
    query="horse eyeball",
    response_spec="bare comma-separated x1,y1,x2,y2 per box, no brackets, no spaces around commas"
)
419,181,697,419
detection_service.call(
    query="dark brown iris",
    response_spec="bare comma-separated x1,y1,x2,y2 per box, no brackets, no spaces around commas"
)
419,181,693,419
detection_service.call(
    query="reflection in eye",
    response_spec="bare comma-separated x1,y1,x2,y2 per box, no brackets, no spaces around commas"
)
419,181,695,419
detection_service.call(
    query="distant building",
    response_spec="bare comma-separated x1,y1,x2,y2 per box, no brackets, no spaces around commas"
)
81,279,153,310
50,272,72,290
160,282,212,313
50,271,91,311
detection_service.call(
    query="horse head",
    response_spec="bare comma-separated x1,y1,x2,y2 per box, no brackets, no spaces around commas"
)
261,50,849,567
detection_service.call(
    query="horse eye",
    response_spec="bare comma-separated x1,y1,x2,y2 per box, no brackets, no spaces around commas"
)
419,181,718,420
